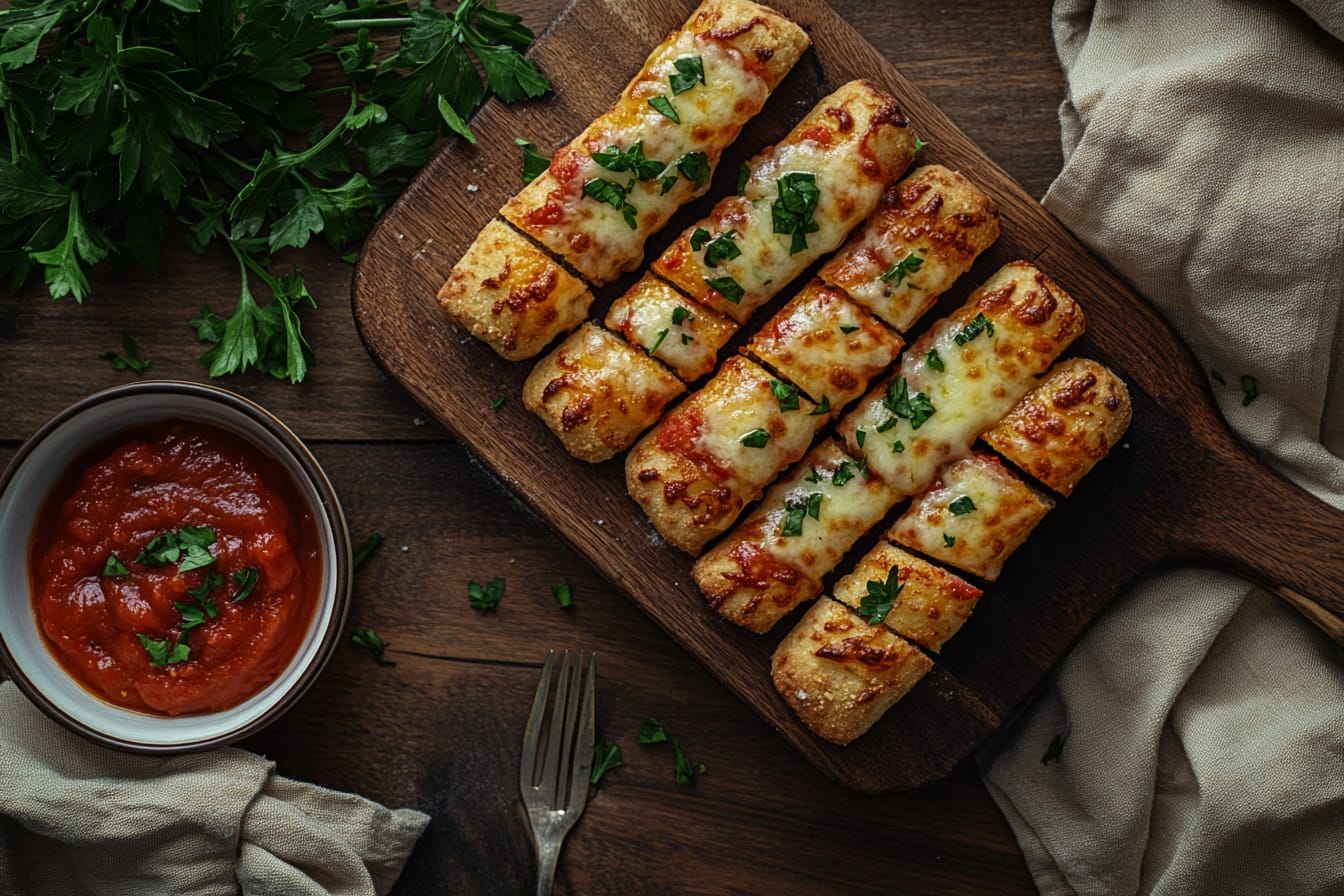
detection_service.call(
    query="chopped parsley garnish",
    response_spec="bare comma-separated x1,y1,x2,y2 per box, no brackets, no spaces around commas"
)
883,377,936,429
780,492,823,537
490,397,506,411
1041,732,1068,766
639,717,670,744
804,465,824,484
671,306,694,325
680,333,694,345
948,495,976,515
770,380,800,411
740,428,770,448
591,733,623,784
639,718,704,785
675,151,710,190
138,633,189,667
583,178,638,229
647,328,670,355
891,439,905,453
771,172,820,254
689,227,711,251
468,577,506,612
592,141,665,181
704,275,744,303
702,230,742,267
136,526,216,572
855,428,867,449
831,461,859,487
231,567,259,602
174,600,216,632
860,565,904,625
926,348,945,372
839,324,860,335
875,416,898,433
99,332,152,373
808,395,831,416
648,95,680,123
1241,375,1259,406
552,580,573,609
669,55,705,94
880,252,924,286
914,135,929,152
186,571,223,603
102,554,130,577
943,533,956,547
736,162,750,194
353,532,383,570
516,138,551,185
352,626,394,666
953,312,996,346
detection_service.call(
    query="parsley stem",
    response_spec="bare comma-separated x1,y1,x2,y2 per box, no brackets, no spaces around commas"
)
330,17,415,30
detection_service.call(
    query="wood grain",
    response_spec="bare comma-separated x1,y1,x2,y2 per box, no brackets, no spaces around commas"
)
351,0,1344,792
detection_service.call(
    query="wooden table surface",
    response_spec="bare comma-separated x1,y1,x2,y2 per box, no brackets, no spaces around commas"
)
0,1,1067,891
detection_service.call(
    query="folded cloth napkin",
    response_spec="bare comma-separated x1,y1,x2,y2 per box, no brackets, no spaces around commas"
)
0,682,429,896
977,1,1344,894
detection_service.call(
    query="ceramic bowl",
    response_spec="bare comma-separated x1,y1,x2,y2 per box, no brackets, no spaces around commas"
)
0,381,351,752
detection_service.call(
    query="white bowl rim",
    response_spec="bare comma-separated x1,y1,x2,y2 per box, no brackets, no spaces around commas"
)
0,380,352,753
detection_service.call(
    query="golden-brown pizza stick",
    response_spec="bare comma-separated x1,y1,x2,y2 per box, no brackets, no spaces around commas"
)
772,598,933,745
654,79,917,324
626,355,824,555
694,439,897,632
831,543,982,652
819,164,1000,333
436,220,595,361
983,357,1132,495
523,322,686,463
604,274,738,382
501,0,810,285
888,454,1054,582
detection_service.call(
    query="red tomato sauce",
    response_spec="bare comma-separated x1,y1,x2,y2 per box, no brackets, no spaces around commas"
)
28,422,321,716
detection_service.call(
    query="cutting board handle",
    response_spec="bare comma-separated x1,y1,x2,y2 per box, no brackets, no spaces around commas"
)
1187,433,1344,645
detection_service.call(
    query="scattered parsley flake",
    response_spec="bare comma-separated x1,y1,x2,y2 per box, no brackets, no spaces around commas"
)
808,395,831,416
102,554,130,577
648,95,679,123
736,162,750,194
669,56,705,94
99,332,152,373
647,328,670,355
926,348,944,372
860,565,904,625
740,428,770,448
704,275,744,303
352,626,394,666
591,734,623,784
953,312,996,346
891,439,905,453
490,396,506,411
551,580,573,609
702,230,741,267
468,577,506,612
914,135,929,152
839,324,860,335
353,532,383,570
591,140,665,181
138,633,189,667
230,567,259,602
671,306,694,326
883,377,936,429
771,172,820,254
880,252,924,286
689,227,711,251
949,495,976,515
770,379,800,411
516,138,551,185
583,178,638,229
943,532,956,548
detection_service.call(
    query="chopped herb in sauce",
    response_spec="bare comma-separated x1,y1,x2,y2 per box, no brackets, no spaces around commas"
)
771,172,820,254
230,567,259,602
102,554,130,577
186,571,223,603
138,633,190,667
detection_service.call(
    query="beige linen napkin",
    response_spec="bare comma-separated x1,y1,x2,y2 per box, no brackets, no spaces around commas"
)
0,681,429,896
977,1,1344,894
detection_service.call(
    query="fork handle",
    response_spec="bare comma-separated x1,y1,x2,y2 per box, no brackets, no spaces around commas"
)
535,834,563,896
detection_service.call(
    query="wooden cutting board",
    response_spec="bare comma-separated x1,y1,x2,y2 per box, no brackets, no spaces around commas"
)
351,0,1344,792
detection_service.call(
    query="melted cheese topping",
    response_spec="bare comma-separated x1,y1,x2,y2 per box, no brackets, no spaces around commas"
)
838,261,1085,495
819,164,1000,333
983,357,1132,495
501,6,808,285
771,597,933,745
604,273,738,382
745,279,903,411
831,542,981,652
889,454,1054,582
626,356,824,554
436,219,594,360
653,79,916,323
523,322,685,463
693,439,897,633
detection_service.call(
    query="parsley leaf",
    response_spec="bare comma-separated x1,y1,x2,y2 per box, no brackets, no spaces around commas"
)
592,140,665,181
860,565,904,625
551,580,573,609
102,554,130,577
736,162,750,194
943,532,956,547
468,576,506,612
926,349,945,372
674,151,710,190
808,395,831,416
689,227,711,251
771,172,820,254
591,733,623,784
639,718,704,784
648,95,679,123
949,495,976,515
186,571,223,603
515,138,551,184
639,717,670,744
740,428,770,448
352,626,395,666
669,56,705,94
583,178,638,229
231,567,259,601
138,633,190,667
882,377,937,429
704,275,744,303
880,252,924,286
780,491,823,536
490,396,506,411
647,328,669,355
99,332,152,373
353,532,383,570
671,306,694,326
702,230,741,267
954,312,996,346
770,380,800,411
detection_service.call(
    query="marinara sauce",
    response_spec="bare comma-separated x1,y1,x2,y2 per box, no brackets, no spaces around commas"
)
29,421,321,716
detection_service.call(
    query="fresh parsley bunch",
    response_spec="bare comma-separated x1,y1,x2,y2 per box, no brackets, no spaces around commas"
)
0,0,549,381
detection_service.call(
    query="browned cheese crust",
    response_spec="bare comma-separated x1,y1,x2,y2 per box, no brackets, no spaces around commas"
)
436,220,594,361
889,453,1055,582
772,598,933,745
743,278,903,412
625,355,822,555
832,542,982,652
983,357,1132,495
523,322,685,463
819,164,1000,333
500,0,810,284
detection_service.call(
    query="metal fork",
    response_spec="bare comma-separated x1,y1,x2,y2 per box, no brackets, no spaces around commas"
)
519,650,596,896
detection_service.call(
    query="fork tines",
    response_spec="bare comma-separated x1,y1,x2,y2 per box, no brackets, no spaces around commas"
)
520,649,596,824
